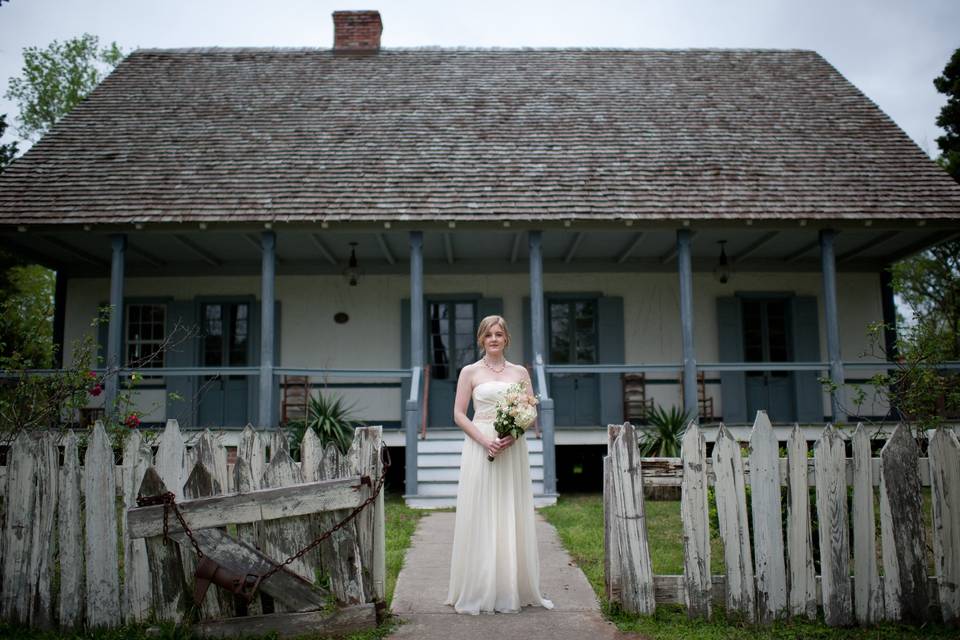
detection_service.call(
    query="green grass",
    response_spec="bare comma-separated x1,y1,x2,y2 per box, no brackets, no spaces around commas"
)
540,493,956,640
0,492,424,640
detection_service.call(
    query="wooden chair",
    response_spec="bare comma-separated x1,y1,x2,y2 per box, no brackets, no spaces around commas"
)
281,375,310,424
622,373,655,424
678,371,715,422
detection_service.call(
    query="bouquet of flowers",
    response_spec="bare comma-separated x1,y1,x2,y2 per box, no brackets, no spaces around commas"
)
487,381,538,461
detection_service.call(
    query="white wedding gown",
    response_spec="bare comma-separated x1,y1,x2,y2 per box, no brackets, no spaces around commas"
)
445,380,554,614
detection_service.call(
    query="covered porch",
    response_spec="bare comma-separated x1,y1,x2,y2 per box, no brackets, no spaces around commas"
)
5,218,956,505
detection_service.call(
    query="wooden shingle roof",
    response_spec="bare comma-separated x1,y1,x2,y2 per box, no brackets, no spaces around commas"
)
1,47,959,225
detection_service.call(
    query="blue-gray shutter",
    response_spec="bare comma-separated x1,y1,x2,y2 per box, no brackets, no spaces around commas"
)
791,296,823,423
165,300,196,427
476,296,503,356
717,296,747,424
597,296,625,427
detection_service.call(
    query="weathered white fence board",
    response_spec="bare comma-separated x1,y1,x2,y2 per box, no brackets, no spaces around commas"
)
232,456,264,616
929,427,960,625
604,425,622,604
636,447,937,488
84,422,121,628
122,430,153,623
608,423,656,615
356,427,386,602
814,425,852,627
879,424,930,622
138,468,187,622
679,423,711,619
261,448,315,612
58,431,84,628
128,475,366,539
194,603,377,639
711,425,755,622
0,432,37,624
749,411,787,623
31,432,58,629
238,424,266,489
172,527,329,612
300,428,322,483
181,458,228,620
785,425,816,620
155,419,187,500
318,442,364,604
851,424,884,624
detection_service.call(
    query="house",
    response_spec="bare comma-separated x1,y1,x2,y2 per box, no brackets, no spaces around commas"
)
1,11,959,506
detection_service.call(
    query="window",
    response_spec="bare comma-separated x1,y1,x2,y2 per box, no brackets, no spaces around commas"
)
428,301,476,380
125,303,166,368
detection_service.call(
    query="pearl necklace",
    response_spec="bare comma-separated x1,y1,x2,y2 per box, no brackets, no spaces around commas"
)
482,357,506,374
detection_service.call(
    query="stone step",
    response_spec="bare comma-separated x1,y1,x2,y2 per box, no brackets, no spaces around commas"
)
417,466,544,482
404,493,558,509
417,437,543,454
417,452,544,467
417,479,546,496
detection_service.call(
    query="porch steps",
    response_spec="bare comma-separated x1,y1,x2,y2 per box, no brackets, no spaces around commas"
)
404,429,555,509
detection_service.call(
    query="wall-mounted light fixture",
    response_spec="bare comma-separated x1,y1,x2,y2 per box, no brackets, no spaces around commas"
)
713,240,732,284
343,242,362,286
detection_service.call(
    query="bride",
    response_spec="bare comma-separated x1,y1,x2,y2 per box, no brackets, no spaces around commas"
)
445,314,554,614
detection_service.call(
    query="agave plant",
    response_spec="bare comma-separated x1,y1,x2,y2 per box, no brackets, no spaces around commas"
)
637,404,692,457
289,392,364,458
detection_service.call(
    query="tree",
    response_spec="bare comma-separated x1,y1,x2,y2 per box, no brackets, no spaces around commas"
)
934,47,960,182
4,33,124,142
0,114,18,170
891,243,960,360
0,256,55,368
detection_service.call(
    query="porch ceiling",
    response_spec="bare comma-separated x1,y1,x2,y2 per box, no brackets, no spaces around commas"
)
3,224,957,278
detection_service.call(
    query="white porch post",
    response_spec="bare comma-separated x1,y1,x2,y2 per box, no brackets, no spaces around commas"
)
104,234,126,419
819,229,845,422
677,229,698,422
258,230,276,428
406,231,424,497
529,230,556,496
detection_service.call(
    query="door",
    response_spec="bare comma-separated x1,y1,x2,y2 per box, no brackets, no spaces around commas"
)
548,299,600,426
742,298,796,422
427,300,477,427
197,301,250,427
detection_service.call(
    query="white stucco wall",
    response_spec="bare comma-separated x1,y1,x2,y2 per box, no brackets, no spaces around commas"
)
63,270,888,425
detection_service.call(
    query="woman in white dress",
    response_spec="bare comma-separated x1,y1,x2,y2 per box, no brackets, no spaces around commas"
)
445,315,554,615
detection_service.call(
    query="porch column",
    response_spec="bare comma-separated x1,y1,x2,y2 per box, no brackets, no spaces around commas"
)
529,230,556,497
406,231,424,497
258,230,276,428
819,229,845,422
879,265,900,421
677,229,698,422
53,270,68,368
104,234,126,419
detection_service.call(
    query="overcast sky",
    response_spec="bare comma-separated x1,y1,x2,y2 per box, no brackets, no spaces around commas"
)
0,0,957,157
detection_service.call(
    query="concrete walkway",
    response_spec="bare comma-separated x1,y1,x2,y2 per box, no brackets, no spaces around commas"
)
389,511,625,640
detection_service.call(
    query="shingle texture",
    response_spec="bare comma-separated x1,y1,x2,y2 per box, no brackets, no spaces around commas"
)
1,47,959,225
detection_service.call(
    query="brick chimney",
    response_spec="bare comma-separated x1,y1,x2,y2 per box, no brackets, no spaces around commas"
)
333,10,382,52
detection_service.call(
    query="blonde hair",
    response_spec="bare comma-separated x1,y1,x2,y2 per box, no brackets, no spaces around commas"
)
476,315,511,353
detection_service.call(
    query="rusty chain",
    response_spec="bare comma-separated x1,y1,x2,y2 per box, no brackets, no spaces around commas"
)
136,442,391,599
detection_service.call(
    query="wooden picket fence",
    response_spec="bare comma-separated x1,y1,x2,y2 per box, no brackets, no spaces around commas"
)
0,420,386,637
604,412,960,627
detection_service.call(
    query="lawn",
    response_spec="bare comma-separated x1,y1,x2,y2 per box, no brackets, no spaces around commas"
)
0,492,423,640
539,493,955,640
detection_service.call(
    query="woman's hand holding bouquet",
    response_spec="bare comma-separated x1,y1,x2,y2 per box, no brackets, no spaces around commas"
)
487,381,538,461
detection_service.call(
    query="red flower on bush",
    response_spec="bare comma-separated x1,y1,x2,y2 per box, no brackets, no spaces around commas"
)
124,413,141,429
89,383,103,397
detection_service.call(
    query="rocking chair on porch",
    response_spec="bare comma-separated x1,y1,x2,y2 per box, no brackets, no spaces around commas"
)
679,371,716,422
281,375,310,424
622,373,656,424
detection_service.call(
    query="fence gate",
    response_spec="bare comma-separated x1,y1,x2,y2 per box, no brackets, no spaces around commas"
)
0,420,386,638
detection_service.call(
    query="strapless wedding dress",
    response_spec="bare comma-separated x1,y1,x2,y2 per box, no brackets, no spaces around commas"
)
445,380,554,614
